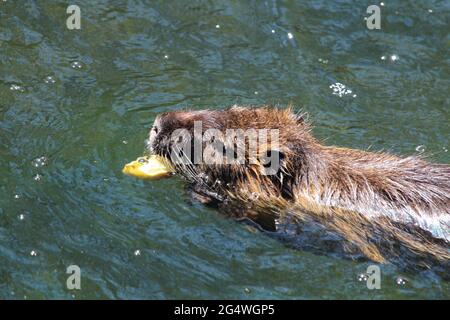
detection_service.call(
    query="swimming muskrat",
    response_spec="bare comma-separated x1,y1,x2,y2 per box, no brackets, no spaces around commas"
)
144,105,450,270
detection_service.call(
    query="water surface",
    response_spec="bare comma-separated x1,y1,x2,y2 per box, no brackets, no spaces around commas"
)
0,0,449,299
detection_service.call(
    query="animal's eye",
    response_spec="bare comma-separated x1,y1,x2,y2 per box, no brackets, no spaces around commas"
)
138,158,147,164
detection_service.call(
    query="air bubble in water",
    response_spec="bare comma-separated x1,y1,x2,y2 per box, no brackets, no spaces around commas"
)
44,76,56,84
330,82,354,98
18,214,25,220
33,174,42,181
32,156,48,167
71,61,83,69
134,250,141,256
415,145,426,153
30,250,37,256
357,273,369,282
10,84,24,92
396,277,408,286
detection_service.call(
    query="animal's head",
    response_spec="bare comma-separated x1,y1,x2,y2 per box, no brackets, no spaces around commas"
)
146,106,317,200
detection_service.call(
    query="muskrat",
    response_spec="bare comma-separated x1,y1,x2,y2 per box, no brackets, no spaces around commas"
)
146,105,450,270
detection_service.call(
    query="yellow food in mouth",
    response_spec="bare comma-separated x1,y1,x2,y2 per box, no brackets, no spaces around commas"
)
122,155,174,180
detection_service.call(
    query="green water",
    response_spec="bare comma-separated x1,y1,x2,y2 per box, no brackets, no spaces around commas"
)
0,0,449,299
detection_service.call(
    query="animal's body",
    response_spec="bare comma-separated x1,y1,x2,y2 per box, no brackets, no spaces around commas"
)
147,106,450,269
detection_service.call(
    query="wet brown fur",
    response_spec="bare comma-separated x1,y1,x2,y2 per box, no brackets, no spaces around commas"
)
147,106,450,268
